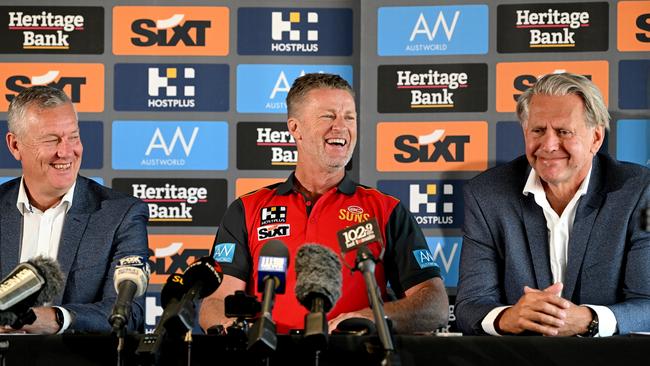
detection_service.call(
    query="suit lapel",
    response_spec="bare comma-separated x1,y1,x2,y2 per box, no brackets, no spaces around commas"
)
0,186,22,278
521,194,553,289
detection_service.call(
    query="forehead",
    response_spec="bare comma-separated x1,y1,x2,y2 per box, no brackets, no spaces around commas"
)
527,94,585,126
23,103,78,133
302,88,356,110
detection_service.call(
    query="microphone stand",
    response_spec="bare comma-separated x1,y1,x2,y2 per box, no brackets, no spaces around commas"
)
355,246,401,366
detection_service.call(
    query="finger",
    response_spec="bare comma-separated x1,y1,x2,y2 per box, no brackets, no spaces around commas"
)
542,282,563,295
523,286,539,294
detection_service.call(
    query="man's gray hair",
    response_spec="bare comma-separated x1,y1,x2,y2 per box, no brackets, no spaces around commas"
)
7,86,72,136
286,73,354,118
516,73,610,130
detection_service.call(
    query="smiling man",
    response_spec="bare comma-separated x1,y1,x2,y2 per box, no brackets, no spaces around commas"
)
455,73,650,336
199,73,448,335
0,86,149,334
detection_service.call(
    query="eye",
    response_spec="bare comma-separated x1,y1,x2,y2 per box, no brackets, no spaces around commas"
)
558,129,573,137
530,128,544,135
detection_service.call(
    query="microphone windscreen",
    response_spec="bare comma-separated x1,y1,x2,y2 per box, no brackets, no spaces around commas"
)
27,256,64,306
160,273,186,309
114,256,150,297
294,244,342,312
183,257,223,299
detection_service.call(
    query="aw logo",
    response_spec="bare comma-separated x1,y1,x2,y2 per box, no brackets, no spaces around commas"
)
617,120,650,168
237,64,353,113
377,121,488,172
619,60,650,110
0,63,104,112
112,121,228,170
212,243,236,263
426,237,462,287
496,60,609,112
618,1,650,51
114,63,229,111
0,120,102,169
377,180,464,229
238,8,352,56
147,235,213,285
113,6,229,56
377,5,488,56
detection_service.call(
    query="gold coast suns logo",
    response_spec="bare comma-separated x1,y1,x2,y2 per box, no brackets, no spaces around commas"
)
338,205,370,224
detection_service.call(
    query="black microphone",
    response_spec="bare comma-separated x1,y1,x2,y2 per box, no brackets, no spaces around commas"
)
0,256,64,328
247,239,289,354
109,256,150,333
295,243,342,349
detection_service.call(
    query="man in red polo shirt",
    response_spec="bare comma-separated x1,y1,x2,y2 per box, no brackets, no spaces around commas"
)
199,73,448,335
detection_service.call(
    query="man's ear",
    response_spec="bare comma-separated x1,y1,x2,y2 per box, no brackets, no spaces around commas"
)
287,117,301,141
5,132,22,161
590,125,605,154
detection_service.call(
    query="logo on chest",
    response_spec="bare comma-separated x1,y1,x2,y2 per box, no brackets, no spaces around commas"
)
338,205,370,223
257,224,290,241
260,206,287,226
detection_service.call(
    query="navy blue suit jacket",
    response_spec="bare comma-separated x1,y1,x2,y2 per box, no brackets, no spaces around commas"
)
0,176,149,333
456,153,650,335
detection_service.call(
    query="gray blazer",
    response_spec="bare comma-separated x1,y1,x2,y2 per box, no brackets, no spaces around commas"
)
0,176,149,333
455,153,650,335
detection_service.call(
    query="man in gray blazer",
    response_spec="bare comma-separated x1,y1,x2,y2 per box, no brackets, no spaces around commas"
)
0,86,149,334
456,73,650,336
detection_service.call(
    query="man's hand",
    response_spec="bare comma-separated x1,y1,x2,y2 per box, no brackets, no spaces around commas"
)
497,283,570,336
327,309,373,333
0,307,61,335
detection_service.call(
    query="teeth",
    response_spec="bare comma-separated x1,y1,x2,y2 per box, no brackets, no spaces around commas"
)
326,138,346,146
53,163,71,170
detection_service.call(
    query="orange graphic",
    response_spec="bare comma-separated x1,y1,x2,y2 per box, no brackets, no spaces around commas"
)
496,61,609,113
618,1,650,51
236,178,285,198
376,121,488,172
113,6,229,55
0,63,104,112
147,235,214,285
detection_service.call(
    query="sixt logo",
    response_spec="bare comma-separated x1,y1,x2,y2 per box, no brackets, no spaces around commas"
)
257,224,290,241
147,239,210,282
5,70,84,102
148,67,195,108
271,11,318,52
260,206,287,226
395,129,470,164
131,14,210,47
511,70,593,103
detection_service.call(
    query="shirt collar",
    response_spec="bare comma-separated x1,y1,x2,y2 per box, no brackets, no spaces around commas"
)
522,167,592,199
276,171,357,196
16,176,76,214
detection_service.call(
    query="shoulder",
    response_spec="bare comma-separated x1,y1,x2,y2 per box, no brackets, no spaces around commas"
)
596,153,650,192
0,177,20,198
465,155,529,195
76,176,144,211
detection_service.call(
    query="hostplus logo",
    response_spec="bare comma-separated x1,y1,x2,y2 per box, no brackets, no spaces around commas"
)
409,183,455,226
271,11,318,52
260,206,287,226
148,67,195,108
516,8,588,48
397,69,467,109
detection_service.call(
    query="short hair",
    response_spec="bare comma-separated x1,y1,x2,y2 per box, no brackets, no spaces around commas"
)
7,86,72,136
286,73,354,118
516,73,610,130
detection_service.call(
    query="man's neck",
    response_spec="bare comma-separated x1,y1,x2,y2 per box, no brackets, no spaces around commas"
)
294,165,344,200
23,181,64,212
542,173,589,216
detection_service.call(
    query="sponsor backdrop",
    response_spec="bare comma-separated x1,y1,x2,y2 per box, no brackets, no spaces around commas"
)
0,0,647,333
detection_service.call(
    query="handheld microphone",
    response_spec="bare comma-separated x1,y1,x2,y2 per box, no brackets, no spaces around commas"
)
0,256,64,328
109,256,150,333
295,243,342,349
247,240,289,354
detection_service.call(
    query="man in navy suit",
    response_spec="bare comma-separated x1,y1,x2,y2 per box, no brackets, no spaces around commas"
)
456,73,650,336
0,86,149,334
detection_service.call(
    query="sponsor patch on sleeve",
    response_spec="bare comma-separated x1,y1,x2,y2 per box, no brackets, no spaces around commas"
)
412,249,438,269
212,243,236,263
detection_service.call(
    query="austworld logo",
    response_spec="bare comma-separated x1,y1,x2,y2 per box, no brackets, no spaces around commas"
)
0,6,103,54
112,121,228,171
114,63,229,111
237,122,297,170
236,64,353,113
377,64,487,113
237,8,352,56
426,237,462,287
497,2,609,53
377,5,488,56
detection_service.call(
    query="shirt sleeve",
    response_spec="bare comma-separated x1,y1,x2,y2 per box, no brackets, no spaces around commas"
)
383,201,441,297
210,198,251,281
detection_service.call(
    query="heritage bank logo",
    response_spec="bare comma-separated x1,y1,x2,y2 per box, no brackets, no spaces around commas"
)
377,64,487,113
495,60,609,112
0,6,103,54
377,122,488,172
377,5,488,56
237,122,297,170
497,2,608,53
617,1,650,52
113,6,229,56
0,63,104,112
112,121,228,171
377,180,464,229
114,63,229,112
112,178,227,227
236,64,353,113
238,8,352,56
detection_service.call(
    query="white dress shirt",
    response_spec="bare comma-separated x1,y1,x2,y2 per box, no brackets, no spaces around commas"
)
15,177,75,333
481,167,616,336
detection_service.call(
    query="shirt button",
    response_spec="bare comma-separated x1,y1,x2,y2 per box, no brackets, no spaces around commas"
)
305,201,312,206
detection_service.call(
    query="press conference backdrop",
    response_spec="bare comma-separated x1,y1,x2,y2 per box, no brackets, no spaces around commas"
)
0,0,647,334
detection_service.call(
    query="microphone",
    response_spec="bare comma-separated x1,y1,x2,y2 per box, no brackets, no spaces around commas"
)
247,239,289,354
109,256,150,333
0,256,64,328
336,219,397,361
294,243,342,349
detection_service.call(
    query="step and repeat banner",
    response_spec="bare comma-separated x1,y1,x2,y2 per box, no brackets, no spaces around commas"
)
0,0,648,333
